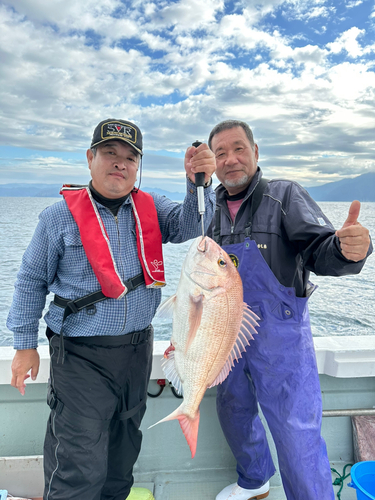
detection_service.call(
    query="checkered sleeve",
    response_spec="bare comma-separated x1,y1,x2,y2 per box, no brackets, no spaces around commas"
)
7,216,59,350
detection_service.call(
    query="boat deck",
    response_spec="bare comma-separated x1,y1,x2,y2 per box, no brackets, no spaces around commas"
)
1,339,374,500
1,461,358,500
133,462,357,499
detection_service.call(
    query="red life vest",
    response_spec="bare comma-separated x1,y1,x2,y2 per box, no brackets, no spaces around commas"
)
60,185,166,299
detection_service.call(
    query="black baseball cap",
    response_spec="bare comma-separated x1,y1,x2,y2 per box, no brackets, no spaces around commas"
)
91,119,143,155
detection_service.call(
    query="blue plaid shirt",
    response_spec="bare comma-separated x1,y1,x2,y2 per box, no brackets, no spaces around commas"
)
7,180,215,349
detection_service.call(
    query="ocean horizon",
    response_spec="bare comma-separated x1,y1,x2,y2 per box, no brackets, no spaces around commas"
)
1,197,374,347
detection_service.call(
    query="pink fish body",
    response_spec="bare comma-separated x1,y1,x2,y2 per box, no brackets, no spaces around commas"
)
149,236,259,458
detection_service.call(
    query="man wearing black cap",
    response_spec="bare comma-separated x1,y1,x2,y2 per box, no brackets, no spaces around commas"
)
7,118,216,500
88,119,145,199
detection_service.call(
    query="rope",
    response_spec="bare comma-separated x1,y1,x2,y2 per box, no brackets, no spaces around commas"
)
331,464,353,499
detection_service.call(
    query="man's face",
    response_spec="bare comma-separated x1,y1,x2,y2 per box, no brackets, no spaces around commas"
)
87,141,140,199
211,126,259,195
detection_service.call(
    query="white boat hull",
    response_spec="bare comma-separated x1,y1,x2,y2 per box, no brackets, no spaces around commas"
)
1,338,374,499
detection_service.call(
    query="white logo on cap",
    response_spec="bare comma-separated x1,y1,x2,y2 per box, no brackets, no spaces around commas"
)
103,122,136,143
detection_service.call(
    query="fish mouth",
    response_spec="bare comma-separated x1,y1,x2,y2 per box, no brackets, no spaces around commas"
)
197,237,208,253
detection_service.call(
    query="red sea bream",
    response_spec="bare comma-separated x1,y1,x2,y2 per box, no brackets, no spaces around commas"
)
149,236,259,458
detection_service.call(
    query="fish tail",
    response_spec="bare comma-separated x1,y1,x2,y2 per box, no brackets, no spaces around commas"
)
148,405,200,458
177,410,200,459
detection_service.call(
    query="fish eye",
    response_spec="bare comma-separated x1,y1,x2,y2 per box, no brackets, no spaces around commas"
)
218,258,227,267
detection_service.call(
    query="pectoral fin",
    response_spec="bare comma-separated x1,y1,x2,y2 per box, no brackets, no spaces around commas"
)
156,294,176,318
162,349,183,396
185,293,204,352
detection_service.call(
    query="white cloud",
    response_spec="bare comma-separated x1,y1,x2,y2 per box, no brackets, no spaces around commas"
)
280,0,336,21
327,27,365,58
0,0,374,189
150,0,225,32
0,155,90,184
305,6,332,19
346,0,363,8
326,61,375,102
292,44,328,65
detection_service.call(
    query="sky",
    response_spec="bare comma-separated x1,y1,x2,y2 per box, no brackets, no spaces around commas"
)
0,0,374,192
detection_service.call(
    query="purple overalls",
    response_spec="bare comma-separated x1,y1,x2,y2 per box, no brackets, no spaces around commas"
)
217,238,334,499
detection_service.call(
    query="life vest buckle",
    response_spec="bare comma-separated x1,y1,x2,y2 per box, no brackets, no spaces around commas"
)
125,280,134,293
67,300,79,314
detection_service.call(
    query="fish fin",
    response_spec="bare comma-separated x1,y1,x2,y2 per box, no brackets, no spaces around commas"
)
207,359,233,388
156,294,177,318
162,350,184,396
207,303,260,388
178,410,200,458
148,405,182,429
230,303,259,361
242,303,260,335
163,343,175,358
148,405,200,459
185,293,204,352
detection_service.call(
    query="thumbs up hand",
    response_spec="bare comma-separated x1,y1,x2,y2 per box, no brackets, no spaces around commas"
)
335,200,370,262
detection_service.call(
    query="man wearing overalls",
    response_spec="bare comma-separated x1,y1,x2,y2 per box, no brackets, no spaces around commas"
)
208,120,372,500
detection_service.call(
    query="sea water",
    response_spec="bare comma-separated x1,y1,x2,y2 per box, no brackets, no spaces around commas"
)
0,197,374,347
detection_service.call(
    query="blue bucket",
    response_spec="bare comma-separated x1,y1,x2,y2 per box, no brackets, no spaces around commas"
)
348,461,375,500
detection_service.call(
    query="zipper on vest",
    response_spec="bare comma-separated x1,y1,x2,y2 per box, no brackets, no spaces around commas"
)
230,224,235,244
228,193,250,245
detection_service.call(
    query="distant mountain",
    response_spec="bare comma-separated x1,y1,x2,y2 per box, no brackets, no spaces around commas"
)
143,187,185,201
306,172,375,202
0,183,60,198
1,173,374,201
0,183,185,201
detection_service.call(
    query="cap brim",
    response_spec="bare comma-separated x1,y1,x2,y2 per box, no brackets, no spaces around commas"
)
91,137,143,155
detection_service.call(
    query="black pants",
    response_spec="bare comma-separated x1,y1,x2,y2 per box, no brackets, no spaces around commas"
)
43,327,153,500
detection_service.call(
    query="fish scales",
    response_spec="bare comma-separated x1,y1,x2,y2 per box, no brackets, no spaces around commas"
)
149,236,259,458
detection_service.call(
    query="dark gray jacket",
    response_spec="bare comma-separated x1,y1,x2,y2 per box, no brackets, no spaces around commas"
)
207,168,372,297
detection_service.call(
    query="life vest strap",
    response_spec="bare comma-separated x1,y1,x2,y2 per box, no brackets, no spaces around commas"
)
53,272,145,317
54,290,107,317
53,272,145,363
